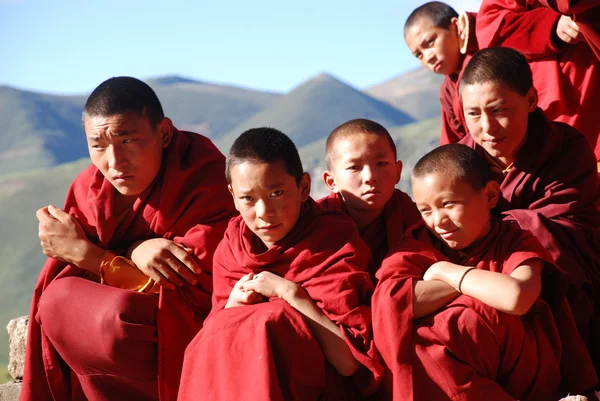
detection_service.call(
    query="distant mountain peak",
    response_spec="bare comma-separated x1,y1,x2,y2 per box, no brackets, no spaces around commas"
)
147,75,203,86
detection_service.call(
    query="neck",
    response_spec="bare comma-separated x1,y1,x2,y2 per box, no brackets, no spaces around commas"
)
346,206,384,232
113,192,137,215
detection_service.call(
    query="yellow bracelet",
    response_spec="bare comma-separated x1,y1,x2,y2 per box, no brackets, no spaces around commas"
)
454,267,475,294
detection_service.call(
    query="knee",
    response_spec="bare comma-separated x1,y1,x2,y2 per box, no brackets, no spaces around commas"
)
37,277,82,330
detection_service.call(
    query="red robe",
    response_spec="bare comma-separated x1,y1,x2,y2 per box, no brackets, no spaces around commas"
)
439,12,479,145
21,129,236,401
317,189,421,273
476,0,600,161
372,219,598,401
178,200,383,401
460,109,600,358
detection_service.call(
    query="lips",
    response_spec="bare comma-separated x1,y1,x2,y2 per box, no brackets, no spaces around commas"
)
113,173,134,181
433,62,443,73
258,224,281,231
437,228,459,238
363,189,383,196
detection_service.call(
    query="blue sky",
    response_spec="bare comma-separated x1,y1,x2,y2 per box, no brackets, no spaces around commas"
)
1,0,481,95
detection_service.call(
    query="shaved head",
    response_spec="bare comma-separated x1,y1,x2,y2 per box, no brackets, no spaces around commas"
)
404,1,459,36
412,143,492,190
325,119,396,170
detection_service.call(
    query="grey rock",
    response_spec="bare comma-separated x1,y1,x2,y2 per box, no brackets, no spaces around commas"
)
0,381,22,401
7,316,28,380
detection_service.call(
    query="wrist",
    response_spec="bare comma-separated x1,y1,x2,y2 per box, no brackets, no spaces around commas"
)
280,282,303,304
73,240,105,274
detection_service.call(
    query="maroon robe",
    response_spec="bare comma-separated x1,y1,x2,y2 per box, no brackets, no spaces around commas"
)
439,12,479,145
178,199,383,401
477,0,600,162
21,130,236,401
317,189,421,273
461,109,600,370
372,219,598,401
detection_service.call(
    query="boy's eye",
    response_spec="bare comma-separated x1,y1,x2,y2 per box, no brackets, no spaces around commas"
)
240,196,253,202
270,190,283,197
415,52,422,60
347,165,360,171
492,108,505,114
123,138,136,144
443,201,455,207
419,208,431,215
377,161,389,166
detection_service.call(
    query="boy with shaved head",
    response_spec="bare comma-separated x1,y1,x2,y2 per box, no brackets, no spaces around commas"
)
22,77,236,401
178,127,382,401
477,0,600,169
404,1,479,144
372,144,598,400
458,46,600,369
318,118,421,274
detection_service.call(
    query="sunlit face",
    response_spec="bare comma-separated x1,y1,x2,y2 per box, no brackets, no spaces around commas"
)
462,81,537,165
228,160,311,249
84,112,172,197
412,172,499,250
405,17,461,75
324,133,402,215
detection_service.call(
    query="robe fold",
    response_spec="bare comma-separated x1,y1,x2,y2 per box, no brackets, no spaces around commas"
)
178,199,383,401
372,219,598,401
317,189,421,272
460,110,600,359
476,0,600,162
21,129,236,401
439,12,479,145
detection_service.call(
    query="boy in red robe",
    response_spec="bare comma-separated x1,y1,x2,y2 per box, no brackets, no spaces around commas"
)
21,77,236,401
177,127,382,401
476,0,600,169
317,118,421,272
372,143,599,400
458,47,600,369
404,1,479,144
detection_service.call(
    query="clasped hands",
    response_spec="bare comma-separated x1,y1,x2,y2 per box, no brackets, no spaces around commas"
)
225,271,300,309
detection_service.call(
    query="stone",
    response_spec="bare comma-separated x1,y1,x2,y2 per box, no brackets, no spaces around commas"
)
0,381,22,401
6,316,28,380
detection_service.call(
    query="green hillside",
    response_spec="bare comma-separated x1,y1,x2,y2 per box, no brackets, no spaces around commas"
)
0,159,90,364
216,73,415,153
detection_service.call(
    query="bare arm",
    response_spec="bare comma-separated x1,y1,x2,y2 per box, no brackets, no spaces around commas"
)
413,279,460,319
242,271,360,376
424,260,543,315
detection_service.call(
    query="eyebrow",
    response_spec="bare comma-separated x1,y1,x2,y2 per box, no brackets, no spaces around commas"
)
87,130,136,142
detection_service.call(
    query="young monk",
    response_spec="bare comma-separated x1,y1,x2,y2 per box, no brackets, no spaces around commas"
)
372,143,599,401
318,118,421,272
477,0,600,169
404,1,479,144
457,46,600,369
177,127,382,401
22,77,236,401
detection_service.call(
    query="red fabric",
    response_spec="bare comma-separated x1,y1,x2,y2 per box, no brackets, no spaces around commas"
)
178,199,383,401
460,109,600,344
476,0,600,162
439,12,479,145
317,189,422,272
372,219,598,400
21,129,236,401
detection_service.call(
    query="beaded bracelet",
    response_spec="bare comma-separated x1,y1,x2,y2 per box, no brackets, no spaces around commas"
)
454,267,475,294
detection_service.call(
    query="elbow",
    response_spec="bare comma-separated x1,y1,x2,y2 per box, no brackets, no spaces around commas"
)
335,359,361,377
503,285,536,316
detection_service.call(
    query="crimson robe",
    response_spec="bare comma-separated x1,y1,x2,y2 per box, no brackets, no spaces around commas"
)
178,199,383,401
317,189,421,273
476,0,600,161
460,109,600,363
372,219,598,401
439,12,479,145
21,129,236,401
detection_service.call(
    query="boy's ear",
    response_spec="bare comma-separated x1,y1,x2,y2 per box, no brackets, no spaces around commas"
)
394,160,403,184
323,170,339,193
158,117,174,148
485,180,501,209
455,13,470,55
526,87,538,112
227,184,240,211
299,172,311,201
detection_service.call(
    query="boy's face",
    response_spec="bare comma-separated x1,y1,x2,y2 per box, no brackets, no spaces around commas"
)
405,16,461,75
228,160,310,249
412,172,499,250
323,132,401,215
462,81,537,165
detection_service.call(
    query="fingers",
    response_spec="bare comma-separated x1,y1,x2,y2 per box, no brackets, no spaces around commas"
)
160,251,198,286
143,268,177,291
235,272,255,288
169,243,201,275
47,204,70,224
36,206,52,222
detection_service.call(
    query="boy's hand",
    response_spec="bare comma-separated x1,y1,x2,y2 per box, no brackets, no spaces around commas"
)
225,273,267,308
556,15,582,44
241,271,298,301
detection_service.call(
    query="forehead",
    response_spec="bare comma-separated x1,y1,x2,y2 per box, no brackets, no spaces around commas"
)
405,17,440,46
229,160,296,190
83,112,152,136
461,81,523,106
332,133,394,160
412,172,475,200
